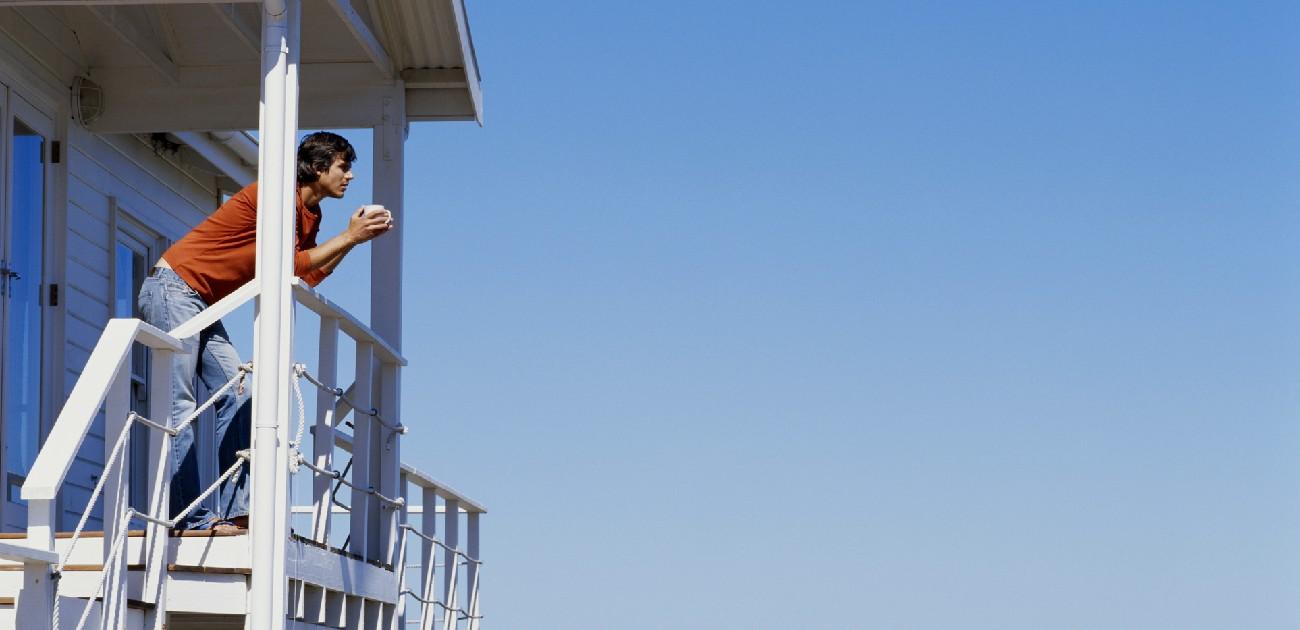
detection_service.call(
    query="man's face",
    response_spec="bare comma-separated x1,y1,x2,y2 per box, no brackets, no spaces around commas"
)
316,157,354,198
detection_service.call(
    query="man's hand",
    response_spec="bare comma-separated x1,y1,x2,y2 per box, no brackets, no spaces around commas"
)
346,205,394,245
300,204,396,278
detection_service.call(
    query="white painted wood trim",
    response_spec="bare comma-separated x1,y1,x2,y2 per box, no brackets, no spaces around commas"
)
168,279,258,339
293,279,405,366
210,3,260,56
330,431,487,515
86,5,179,85
326,0,392,79
310,317,339,544
286,536,399,604
378,360,401,566
349,341,374,561
0,0,260,5
173,131,256,186
23,319,180,502
0,541,57,565
448,0,482,124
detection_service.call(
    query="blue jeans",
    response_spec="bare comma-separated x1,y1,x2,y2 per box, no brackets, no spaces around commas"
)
137,268,250,529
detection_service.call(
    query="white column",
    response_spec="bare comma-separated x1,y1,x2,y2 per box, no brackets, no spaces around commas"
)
249,0,300,627
371,89,405,351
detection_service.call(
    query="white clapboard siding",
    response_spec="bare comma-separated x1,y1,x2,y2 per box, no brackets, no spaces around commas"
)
0,7,83,86
55,127,220,531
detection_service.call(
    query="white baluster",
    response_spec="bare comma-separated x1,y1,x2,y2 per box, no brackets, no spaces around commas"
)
143,347,173,629
419,487,438,630
17,498,55,630
312,317,339,543
378,360,401,567
350,342,374,560
466,512,481,630
103,366,131,630
441,499,460,630
390,471,410,630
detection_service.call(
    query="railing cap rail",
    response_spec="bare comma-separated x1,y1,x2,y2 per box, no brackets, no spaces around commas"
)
292,278,407,366
330,429,486,513
402,464,488,514
23,319,181,501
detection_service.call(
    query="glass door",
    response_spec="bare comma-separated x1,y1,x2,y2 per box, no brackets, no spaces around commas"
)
1,92,53,531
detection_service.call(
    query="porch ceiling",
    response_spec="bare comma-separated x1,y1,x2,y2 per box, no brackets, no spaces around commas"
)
0,0,481,131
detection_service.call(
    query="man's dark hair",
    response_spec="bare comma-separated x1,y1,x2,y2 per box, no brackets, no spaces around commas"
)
297,132,357,183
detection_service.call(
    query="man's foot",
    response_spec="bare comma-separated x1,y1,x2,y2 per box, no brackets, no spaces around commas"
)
173,516,247,535
209,520,246,535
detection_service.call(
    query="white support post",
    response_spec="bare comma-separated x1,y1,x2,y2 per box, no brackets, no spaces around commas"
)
370,89,405,353
143,348,174,629
382,501,403,628
441,499,459,630
103,367,131,630
390,471,410,630
418,487,437,630
466,512,480,630
249,0,301,627
16,555,54,630
378,361,401,566
312,317,339,543
349,341,374,560
18,497,55,630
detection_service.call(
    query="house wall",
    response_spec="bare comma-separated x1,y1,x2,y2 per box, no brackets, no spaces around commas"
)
0,5,238,531
58,128,220,529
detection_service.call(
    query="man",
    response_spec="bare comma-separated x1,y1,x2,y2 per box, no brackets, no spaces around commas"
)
138,132,392,531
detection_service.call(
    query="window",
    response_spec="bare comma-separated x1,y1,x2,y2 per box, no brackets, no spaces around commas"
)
114,215,160,512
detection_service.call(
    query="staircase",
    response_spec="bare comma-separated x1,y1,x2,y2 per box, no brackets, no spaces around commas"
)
0,280,485,630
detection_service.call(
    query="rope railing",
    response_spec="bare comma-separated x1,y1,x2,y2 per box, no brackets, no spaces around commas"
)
296,454,405,508
54,450,251,628
58,416,133,571
57,365,254,572
289,362,409,519
53,364,253,630
399,588,483,621
293,363,407,435
400,524,483,565
62,507,133,630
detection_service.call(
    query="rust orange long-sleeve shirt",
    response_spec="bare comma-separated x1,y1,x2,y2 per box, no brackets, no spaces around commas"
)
162,182,330,305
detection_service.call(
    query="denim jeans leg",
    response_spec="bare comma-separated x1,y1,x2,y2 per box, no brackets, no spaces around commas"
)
137,270,219,529
199,319,251,520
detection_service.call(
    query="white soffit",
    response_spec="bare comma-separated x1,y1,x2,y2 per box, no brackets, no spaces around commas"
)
0,0,482,131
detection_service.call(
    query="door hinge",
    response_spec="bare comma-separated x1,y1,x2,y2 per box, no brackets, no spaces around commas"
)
50,140,61,164
48,283,58,307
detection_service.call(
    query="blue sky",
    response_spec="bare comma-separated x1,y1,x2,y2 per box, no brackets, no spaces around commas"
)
300,1,1300,628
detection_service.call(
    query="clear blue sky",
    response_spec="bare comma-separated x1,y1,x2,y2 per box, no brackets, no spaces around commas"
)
305,2,1300,628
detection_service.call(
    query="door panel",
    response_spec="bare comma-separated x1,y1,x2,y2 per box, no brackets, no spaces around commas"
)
2,93,53,531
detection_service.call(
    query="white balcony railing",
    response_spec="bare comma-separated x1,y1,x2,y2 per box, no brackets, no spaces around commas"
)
9,279,484,630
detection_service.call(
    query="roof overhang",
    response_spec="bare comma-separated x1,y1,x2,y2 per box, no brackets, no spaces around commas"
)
0,0,482,132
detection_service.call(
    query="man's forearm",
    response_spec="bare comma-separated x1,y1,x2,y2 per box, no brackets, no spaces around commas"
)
301,232,359,275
